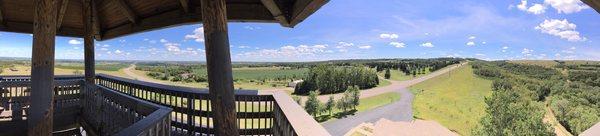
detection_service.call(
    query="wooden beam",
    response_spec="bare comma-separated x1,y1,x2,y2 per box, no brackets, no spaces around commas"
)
83,0,94,84
0,1,4,26
0,21,82,37
101,4,274,40
289,0,329,27
56,0,69,30
200,0,239,135
179,0,189,13
582,0,600,14
91,0,102,40
113,0,137,24
260,0,290,27
29,0,58,135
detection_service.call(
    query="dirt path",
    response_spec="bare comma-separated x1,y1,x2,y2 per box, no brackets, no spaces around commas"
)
544,101,573,136
123,64,170,84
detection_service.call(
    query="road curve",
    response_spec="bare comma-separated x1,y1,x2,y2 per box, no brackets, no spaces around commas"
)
322,63,467,136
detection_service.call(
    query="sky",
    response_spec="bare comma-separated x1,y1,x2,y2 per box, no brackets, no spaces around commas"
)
0,0,598,62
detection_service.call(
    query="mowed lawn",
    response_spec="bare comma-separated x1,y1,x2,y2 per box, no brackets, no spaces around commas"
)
409,64,491,135
377,68,431,81
317,92,401,122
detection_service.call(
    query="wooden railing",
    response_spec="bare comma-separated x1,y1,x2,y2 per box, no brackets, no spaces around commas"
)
0,78,83,134
0,76,172,136
96,74,330,136
80,83,172,136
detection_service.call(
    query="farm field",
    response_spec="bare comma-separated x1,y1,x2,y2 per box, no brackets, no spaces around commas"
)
0,64,132,78
130,66,307,90
409,64,492,136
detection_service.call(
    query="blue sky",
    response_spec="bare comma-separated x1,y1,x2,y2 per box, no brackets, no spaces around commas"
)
0,0,598,62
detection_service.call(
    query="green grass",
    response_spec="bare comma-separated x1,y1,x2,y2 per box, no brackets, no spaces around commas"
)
316,92,401,122
409,64,492,135
378,68,431,81
189,67,308,80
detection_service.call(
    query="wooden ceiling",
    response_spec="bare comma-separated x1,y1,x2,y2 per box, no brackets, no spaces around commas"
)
0,0,328,41
583,0,600,14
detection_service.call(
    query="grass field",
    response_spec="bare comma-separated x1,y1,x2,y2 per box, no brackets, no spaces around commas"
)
0,64,133,79
377,68,431,81
316,92,401,122
409,64,492,135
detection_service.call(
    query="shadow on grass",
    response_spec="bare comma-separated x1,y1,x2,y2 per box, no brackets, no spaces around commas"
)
315,109,358,122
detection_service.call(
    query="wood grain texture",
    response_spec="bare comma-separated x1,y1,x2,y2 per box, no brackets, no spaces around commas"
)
261,0,290,27
179,0,189,13
200,0,239,135
29,0,57,135
113,0,137,24
56,0,69,30
83,0,94,84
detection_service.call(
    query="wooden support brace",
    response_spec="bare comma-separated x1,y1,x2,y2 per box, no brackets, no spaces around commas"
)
114,0,137,24
56,0,69,30
261,0,290,27
179,0,189,13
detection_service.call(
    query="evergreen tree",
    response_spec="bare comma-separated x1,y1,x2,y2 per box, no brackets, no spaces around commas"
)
384,69,391,79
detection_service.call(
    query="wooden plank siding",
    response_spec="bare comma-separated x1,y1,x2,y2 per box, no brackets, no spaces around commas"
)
0,0,328,40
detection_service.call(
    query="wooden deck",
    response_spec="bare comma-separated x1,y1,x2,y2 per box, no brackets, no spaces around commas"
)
0,75,330,136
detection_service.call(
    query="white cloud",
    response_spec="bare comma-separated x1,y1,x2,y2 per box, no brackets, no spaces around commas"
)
184,27,205,43
238,46,250,49
160,39,168,43
475,53,486,56
420,42,434,48
100,48,108,51
237,44,330,58
102,44,110,47
482,41,487,44
358,45,372,49
389,42,406,48
544,0,589,14
517,0,528,11
527,3,546,14
522,48,533,56
244,26,261,30
165,43,181,52
468,36,476,40
535,19,586,42
336,42,354,48
515,1,546,14
68,39,83,45
114,50,123,54
502,46,509,52
466,41,476,46
379,33,399,39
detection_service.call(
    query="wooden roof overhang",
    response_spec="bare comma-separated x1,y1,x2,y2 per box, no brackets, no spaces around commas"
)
0,0,328,41
583,0,600,14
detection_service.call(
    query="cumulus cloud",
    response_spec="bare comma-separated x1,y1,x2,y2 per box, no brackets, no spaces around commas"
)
336,42,354,49
237,44,330,58
379,33,399,39
184,27,205,43
100,48,108,51
466,41,476,46
389,42,406,48
420,42,434,48
544,0,589,14
68,39,83,45
102,44,110,47
165,43,181,52
114,50,123,54
502,46,509,52
358,45,372,49
516,0,546,14
238,46,250,49
160,39,168,43
535,19,586,42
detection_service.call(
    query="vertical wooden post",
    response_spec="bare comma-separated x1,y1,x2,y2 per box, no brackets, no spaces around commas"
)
200,0,239,135
83,0,95,84
29,0,57,135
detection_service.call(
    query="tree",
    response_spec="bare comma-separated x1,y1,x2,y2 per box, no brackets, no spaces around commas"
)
348,86,360,110
72,70,83,75
325,96,335,115
337,92,351,112
304,91,322,117
384,69,391,79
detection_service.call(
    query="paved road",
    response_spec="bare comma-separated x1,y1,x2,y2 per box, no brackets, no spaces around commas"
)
322,63,466,136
